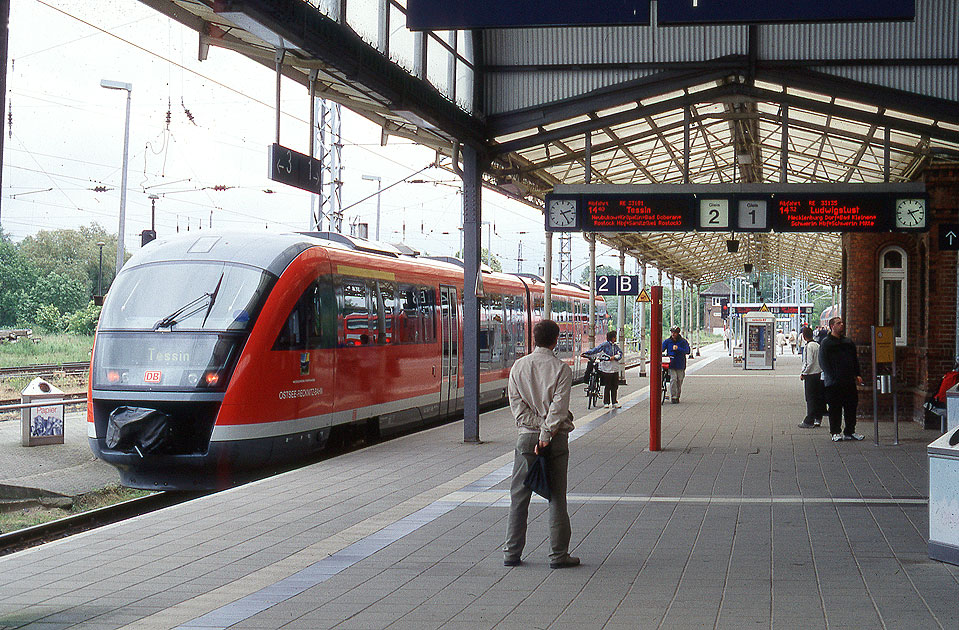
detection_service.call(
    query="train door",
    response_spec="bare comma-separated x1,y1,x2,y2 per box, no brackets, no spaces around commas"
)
440,285,459,417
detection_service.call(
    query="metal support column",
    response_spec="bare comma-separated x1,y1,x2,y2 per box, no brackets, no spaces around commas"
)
544,231,553,319
462,145,482,444
781,103,789,184
639,260,647,376
589,234,596,348
618,249,626,343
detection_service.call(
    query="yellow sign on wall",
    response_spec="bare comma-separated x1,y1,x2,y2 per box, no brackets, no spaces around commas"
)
875,326,895,364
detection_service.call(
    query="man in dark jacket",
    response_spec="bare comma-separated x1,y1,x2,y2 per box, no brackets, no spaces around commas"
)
818,317,864,442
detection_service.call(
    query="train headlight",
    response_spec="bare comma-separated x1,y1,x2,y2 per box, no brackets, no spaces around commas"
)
107,370,120,383
187,372,200,386
204,371,220,387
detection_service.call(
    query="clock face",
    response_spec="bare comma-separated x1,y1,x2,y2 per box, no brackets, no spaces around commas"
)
547,199,578,230
895,198,926,229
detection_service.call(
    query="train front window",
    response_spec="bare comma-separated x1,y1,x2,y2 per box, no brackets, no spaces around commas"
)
100,262,274,332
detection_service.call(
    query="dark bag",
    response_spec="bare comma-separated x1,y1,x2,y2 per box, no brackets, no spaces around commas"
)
106,406,172,454
524,453,551,501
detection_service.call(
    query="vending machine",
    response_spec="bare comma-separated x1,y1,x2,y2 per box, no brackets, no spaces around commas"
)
743,312,775,370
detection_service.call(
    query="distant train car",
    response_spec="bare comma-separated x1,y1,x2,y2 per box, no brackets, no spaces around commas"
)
88,231,601,490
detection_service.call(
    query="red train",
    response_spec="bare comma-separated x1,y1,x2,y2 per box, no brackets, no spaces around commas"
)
87,231,606,490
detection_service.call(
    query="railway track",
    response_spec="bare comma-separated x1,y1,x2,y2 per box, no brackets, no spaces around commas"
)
0,492,205,556
0,361,89,379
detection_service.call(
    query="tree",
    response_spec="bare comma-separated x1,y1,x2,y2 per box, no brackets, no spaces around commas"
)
0,240,39,326
17,223,121,299
454,248,503,272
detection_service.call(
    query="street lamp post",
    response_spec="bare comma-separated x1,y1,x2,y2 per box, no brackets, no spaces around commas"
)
100,79,132,276
95,241,105,306
361,174,382,241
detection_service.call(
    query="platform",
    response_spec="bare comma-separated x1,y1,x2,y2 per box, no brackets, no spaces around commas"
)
1,342,955,630
0,405,119,502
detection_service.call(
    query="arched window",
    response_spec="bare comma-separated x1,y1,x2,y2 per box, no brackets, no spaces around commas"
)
879,246,907,346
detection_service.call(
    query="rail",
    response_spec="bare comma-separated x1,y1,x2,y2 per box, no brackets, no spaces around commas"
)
0,362,89,379
0,395,87,416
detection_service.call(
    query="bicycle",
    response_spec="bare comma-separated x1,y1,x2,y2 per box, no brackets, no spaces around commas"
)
661,356,671,405
582,354,607,409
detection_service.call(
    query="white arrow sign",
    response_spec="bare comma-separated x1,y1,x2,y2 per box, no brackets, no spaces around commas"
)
947,231,957,245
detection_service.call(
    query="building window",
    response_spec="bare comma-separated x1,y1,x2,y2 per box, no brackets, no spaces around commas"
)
879,246,907,346
712,297,723,306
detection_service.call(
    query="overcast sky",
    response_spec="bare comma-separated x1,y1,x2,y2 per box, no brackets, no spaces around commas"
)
1,0,630,279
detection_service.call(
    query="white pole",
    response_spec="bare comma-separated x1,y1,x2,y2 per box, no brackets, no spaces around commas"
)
117,88,131,275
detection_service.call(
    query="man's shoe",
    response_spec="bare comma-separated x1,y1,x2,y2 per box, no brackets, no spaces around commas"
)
798,422,816,428
844,433,864,441
549,556,580,569
831,434,843,442
813,420,822,427
613,402,621,408
604,403,611,408
503,557,522,567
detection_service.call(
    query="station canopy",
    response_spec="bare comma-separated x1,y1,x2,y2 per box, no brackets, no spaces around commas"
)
143,0,959,287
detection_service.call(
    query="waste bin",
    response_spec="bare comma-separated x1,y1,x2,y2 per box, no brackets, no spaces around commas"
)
928,426,959,564
21,377,65,446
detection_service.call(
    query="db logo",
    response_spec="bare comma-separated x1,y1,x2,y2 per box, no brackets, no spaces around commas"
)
144,370,162,383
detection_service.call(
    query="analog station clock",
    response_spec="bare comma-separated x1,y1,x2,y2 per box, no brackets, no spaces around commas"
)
895,198,926,229
547,198,578,230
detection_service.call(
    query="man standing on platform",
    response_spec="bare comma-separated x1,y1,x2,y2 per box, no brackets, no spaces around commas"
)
504,319,579,569
819,316,864,441
662,326,691,404
798,327,825,428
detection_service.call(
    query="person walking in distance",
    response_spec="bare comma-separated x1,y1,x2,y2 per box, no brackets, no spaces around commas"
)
662,326,691,404
798,327,825,429
819,317,864,441
504,320,579,569
582,331,624,408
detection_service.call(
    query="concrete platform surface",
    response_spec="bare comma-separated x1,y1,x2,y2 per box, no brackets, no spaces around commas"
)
1,342,956,630
0,406,120,500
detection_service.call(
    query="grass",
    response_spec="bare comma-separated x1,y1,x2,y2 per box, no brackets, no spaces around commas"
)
0,334,94,368
0,485,153,533
0,334,93,400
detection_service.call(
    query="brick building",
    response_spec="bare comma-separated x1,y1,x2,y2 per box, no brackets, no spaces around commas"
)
843,163,959,425
700,281,731,334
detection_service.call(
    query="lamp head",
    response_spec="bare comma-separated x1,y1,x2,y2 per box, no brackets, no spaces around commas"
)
726,239,739,253
100,79,132,92
744,263,753,274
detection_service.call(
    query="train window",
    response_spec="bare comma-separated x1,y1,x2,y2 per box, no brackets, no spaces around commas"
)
397,285,422,344
374,281,396,345
420,288,436,343
99,262,275,332
339,279,371,346
273,281,331,351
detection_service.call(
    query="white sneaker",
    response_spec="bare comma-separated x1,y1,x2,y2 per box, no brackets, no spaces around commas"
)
831,434,843,442
604,404,611,408
844,433,864,441
613,403,621,408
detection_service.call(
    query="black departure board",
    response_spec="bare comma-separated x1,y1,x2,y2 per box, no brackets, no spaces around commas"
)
582,195,694,232
545,188,928,233
773,195,888,232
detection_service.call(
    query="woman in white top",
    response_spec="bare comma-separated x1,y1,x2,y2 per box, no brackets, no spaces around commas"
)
798,327,825,428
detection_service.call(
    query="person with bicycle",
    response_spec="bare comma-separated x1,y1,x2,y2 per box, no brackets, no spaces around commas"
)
582,331,624,408
662,326,691,404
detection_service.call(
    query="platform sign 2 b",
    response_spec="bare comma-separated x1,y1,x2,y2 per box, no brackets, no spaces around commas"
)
268,144,322,194
596,275,639,296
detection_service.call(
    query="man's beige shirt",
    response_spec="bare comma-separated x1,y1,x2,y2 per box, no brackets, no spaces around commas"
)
508,346,575,443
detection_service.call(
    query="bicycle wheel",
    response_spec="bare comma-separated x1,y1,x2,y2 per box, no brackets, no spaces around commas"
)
587,376,599,409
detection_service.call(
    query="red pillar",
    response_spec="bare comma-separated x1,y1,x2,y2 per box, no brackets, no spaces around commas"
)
650,285,663,451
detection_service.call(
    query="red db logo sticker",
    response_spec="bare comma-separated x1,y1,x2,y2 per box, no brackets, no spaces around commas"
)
144,370,162,383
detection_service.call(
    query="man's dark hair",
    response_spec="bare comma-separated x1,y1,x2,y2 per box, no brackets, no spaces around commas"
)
801,327,814,340
829,316,843,328
533,319,560,348
606,331,616,342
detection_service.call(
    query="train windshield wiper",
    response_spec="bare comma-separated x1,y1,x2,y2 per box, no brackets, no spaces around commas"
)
153,273,225,330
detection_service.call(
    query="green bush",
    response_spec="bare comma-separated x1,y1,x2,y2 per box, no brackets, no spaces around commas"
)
34,304,65,333
64,302,102,335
